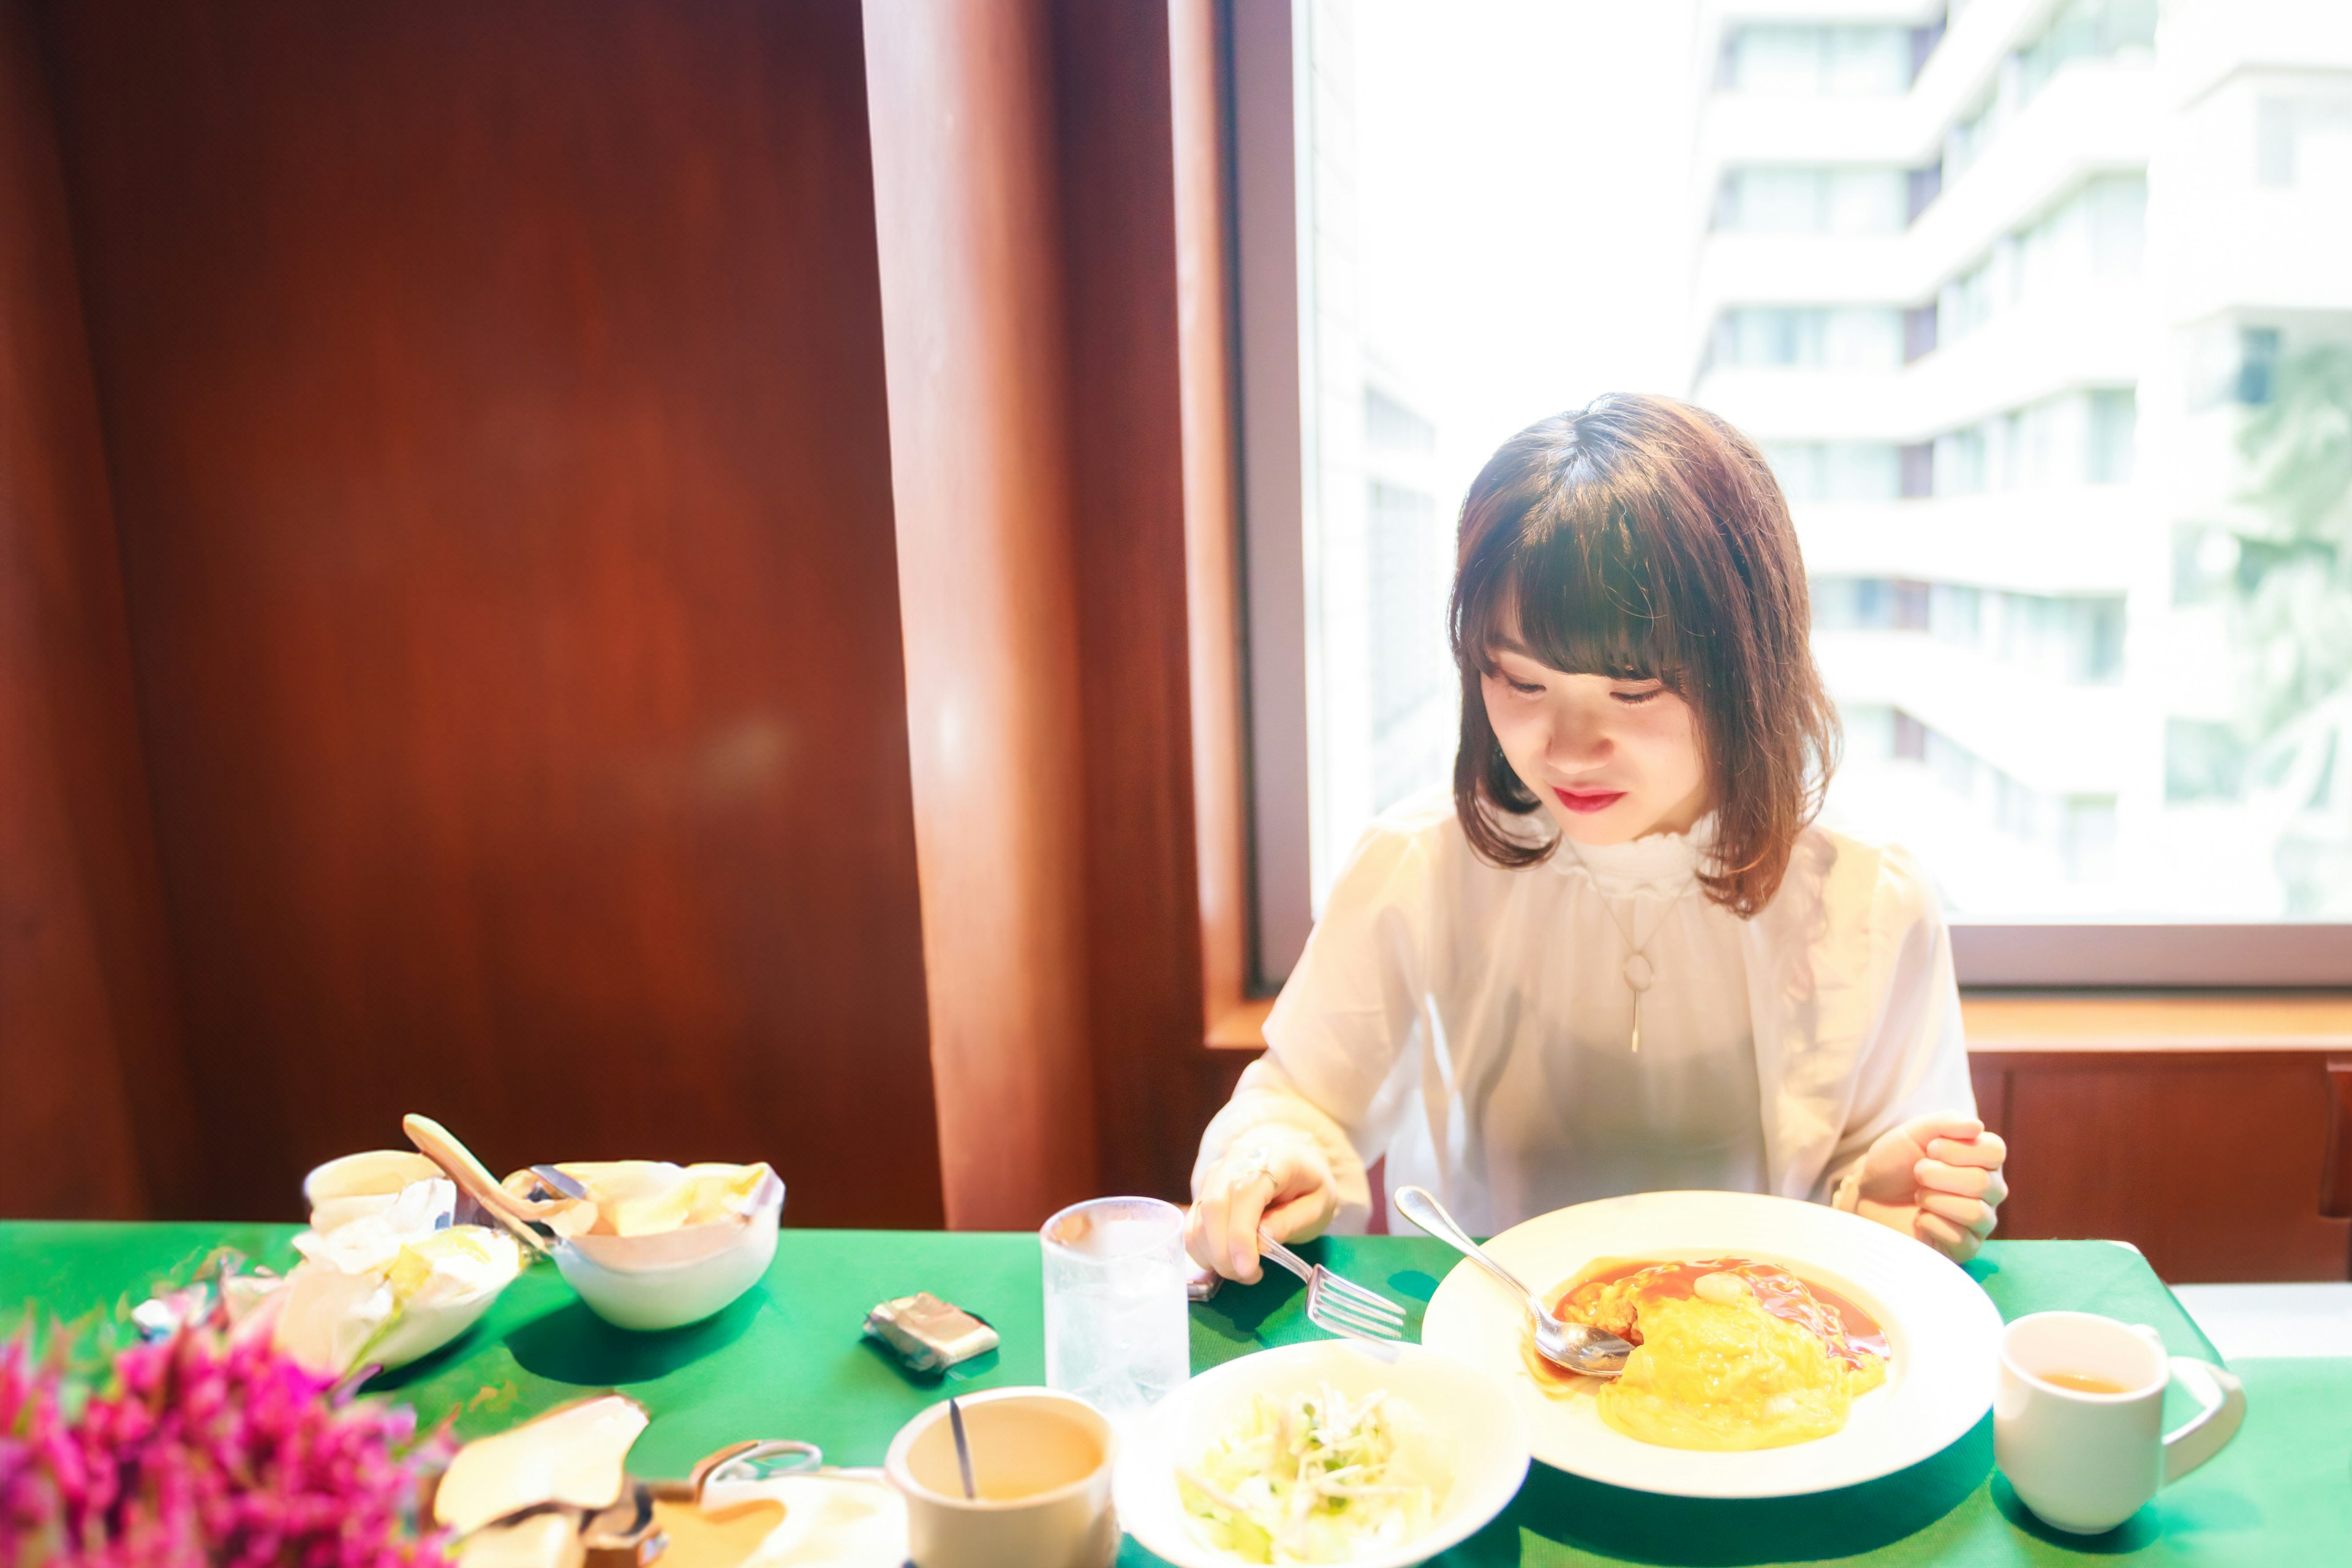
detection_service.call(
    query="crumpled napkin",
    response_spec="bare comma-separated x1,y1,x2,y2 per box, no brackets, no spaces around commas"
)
699,1473,906,1567
265,1177,524,1375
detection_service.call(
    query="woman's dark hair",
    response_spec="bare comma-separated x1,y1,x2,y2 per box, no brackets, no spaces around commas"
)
1449,394,1838,917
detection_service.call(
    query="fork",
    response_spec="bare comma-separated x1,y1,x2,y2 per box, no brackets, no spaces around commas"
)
1255,1229,1409,1343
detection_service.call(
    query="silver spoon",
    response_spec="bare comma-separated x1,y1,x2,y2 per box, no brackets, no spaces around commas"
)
947,1397,978,1500
1393,1185,1633,1377
531,1164,590,1200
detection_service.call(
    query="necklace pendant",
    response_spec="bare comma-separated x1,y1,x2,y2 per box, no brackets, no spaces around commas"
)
1622,952,1654,992
1630,992,1642,1055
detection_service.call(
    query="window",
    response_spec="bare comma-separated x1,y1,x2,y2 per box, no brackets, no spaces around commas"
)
1762,443,1902,503
1721,24,1915,97
1714,307,1904,370
2255,95,2352,189
1716,167,1909,234
1235,0,2352,984
2013,0,2157,105
1934,391,2136,495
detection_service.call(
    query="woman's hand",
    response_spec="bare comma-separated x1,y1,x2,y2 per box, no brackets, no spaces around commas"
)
1186,1137,1341,1283
1850,1112,2008,1263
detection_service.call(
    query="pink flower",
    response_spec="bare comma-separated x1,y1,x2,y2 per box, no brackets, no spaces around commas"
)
0,1317,450,1568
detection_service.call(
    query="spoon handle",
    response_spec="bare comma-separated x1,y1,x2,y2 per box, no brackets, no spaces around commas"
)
402,1113,557,1254
1393,1185,1542,1313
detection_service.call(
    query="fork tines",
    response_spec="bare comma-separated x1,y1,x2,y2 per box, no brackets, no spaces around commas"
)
1307,1275,1406,1343
1256,1230,1411,1343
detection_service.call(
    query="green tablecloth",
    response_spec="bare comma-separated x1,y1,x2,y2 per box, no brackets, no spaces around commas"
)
2,1223,2345,1565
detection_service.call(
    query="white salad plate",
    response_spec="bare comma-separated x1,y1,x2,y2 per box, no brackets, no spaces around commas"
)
1417,1189,2003,1499
1116,1340,1530,1568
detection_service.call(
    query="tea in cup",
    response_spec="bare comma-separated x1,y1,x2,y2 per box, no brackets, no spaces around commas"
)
1994,1311,2245,1534
884,1388,1116,1568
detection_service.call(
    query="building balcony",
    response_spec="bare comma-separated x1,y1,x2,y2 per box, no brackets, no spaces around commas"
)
1812,628,2133,794
1793,485,2146,597
1908,60,2156,288
1695,59,2157,311
1695,0,2118,197
2155,192,2352,324
1694,284,2145,442
1692,364,1912,441
1694,0,2035,178
1697,93,1923,178
1902,285,2147,431
1693,232,1916,312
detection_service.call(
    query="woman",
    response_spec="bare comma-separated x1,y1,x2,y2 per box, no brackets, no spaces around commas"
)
1188,396,2008,1281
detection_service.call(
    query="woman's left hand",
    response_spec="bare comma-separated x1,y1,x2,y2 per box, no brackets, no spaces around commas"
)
1850,1112,2008,1262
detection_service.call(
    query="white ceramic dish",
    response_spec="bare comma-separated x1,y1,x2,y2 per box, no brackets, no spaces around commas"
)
1114,1340,1530,1568
552,1169,785,1330
301,1150,446,1232
363,1273,512,1370
1417,1189,2003,1498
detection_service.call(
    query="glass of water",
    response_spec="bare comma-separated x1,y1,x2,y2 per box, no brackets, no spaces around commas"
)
1039,1196,1190,1428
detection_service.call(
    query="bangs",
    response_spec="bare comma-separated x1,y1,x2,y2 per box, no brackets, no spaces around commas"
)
1456,495,1683,687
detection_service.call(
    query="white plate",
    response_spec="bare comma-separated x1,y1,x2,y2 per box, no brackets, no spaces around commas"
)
1115,1340,1530,1568
1417,1190,2001,1498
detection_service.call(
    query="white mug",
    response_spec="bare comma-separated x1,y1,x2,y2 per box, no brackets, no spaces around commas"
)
884,1388,1118,1568
1994,1311,2245,1534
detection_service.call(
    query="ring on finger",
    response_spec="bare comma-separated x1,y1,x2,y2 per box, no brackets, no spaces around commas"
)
1231,1148,1278,1191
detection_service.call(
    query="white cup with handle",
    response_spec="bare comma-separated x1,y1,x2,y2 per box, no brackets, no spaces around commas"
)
1994,1310,2245,1535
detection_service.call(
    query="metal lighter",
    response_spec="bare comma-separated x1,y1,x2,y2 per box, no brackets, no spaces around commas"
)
862,1291,1000,1374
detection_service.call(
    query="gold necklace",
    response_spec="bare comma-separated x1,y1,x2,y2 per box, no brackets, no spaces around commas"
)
1561,841,1697,1054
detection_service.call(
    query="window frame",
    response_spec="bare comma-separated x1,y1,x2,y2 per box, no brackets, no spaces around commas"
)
1224,0,2352,991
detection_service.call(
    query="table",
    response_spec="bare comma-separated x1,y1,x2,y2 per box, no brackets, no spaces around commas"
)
2,1223,2345,1566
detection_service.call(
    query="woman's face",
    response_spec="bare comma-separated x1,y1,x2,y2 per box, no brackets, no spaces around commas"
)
1480,645,1710,845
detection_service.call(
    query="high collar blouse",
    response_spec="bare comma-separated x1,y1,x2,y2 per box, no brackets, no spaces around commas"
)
1196,791,1973,1238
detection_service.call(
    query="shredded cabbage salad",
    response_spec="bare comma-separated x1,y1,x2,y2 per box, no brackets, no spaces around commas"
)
1177,1385,1455,1564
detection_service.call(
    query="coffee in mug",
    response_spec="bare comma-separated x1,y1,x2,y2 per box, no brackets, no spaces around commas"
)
1994,1311,2245,1535
885,1388,1117,1568
2038,1371,2131,1395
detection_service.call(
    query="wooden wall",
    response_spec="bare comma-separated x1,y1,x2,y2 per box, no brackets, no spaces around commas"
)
0,0,191,1218
1973,1044,2352,1282
28,0,944,1225
1,0,1241,1227
1056,0,1235,1202
862,0,1099,1229
860,0,1252,1213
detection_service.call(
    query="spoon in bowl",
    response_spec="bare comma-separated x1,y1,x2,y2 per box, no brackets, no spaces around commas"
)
402,1113,568,1256
1393,1185,1633,1377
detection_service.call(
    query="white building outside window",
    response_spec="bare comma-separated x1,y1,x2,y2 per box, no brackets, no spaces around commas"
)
1246,0,2352,984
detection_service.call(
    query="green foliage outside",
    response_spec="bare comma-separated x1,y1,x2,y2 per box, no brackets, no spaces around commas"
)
2229,340,2352,736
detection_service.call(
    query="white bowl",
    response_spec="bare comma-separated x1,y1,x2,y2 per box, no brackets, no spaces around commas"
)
1114,1340,1530,1568
302,1150,446,1232
551,1170,785,1331
361,1271,512,1371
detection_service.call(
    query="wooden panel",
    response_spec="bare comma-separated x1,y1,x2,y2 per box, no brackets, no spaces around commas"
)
1968,1057,2011,1144
2323,1055,2352,1219
1985,1050,2349,1281
0,0,190,1218
1055,0,1221,1200
38,0,943,1225
862,0,1098,1229
1964,991,2352,1049
1170,0,1253,1043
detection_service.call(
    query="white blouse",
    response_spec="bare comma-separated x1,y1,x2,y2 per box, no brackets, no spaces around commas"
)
1194,791,1974,1237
